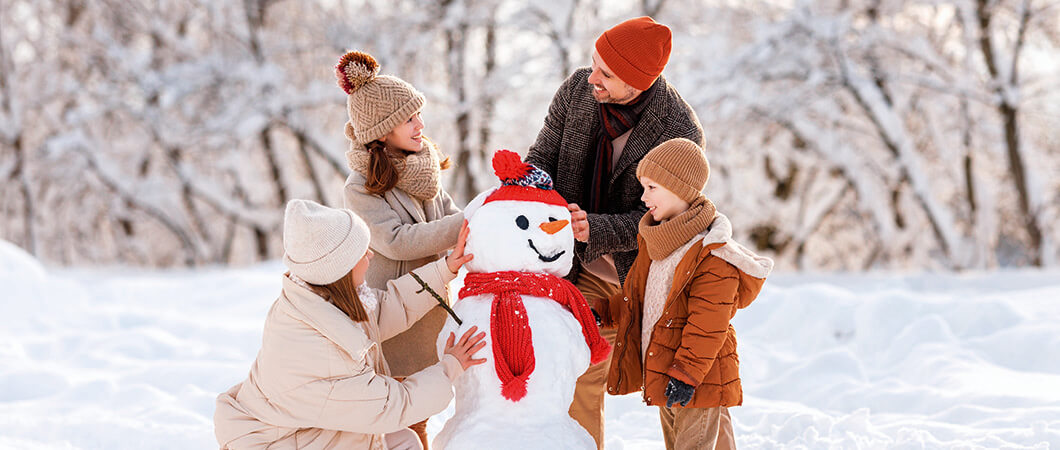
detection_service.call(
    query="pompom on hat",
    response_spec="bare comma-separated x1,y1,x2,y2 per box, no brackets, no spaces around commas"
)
335,50,425,145
484,150,567,207
282,199,370,285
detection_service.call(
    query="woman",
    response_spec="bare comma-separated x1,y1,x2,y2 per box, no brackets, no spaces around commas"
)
214,200,485,449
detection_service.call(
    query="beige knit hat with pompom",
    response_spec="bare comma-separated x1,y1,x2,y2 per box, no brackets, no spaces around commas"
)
336,51,425,145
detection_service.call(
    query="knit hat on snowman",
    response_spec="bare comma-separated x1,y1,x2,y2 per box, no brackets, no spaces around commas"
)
482,150,567,207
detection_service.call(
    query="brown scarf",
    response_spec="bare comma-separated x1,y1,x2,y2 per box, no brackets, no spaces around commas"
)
638,198,718,260
345,138,442,201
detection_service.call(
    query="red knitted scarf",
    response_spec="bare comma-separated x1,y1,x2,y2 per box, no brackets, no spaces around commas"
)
459,271,612,401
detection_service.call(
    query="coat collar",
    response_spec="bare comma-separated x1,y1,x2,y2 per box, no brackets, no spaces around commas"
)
560,71,672,190
281,274,373,357
627,212,774,302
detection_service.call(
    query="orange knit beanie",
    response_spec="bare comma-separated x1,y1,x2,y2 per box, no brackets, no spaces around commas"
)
594,16,672,91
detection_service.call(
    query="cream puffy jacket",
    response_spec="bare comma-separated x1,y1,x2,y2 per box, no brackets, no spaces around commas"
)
214,259,463,449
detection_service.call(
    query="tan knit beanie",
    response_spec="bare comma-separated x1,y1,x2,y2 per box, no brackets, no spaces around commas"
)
282,199,370,285
335,51,425,145
636,138,709,204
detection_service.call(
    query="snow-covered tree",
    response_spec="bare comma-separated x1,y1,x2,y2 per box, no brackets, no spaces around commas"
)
1,0,1057,270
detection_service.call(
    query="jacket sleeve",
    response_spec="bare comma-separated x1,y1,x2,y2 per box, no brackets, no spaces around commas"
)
344,179,464,261
590,291,621,329
374,258,458,342
276,354,460,434
582,204,649,261
525,71,577,177
439,188,462,216
666,268,739,386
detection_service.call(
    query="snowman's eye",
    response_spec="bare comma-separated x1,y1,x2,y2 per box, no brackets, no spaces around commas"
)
516,215,530,230
548,217,557,222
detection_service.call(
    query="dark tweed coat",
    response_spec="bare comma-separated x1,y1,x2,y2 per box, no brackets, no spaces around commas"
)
526,68,705,284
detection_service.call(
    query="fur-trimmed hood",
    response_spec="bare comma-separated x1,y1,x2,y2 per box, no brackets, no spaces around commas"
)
699,213,774,308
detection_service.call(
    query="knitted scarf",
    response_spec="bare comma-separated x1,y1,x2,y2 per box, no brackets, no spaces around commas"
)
345,138,442,201
459,271,612,401
638,198,718,260
586,83,655,213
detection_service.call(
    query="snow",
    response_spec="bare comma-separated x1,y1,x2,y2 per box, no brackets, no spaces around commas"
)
2,241,1059,449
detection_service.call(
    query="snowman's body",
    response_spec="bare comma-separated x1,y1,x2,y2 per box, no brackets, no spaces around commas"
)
433,152,605,449
433,292,593,449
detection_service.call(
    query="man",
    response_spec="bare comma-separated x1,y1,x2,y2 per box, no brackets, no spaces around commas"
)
525,16,730,450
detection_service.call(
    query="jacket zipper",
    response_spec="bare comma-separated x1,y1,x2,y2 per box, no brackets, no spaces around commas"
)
643,262,698,405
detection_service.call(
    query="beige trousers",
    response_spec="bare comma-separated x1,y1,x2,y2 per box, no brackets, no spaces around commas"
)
718,408,736,449
658,405,731,450
568,270,622,450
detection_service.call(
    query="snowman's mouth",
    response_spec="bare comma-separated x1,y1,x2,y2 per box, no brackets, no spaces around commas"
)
528,239,565,263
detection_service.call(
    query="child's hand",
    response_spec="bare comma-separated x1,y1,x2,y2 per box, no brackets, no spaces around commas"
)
444,326,488,370
445,220,473,274
664,376,695,407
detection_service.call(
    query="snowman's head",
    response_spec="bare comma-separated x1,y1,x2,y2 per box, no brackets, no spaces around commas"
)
464,151,574,277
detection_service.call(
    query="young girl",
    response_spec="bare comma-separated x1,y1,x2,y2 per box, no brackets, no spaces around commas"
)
214,200,485,450
336,51,465,448
599,139,773,450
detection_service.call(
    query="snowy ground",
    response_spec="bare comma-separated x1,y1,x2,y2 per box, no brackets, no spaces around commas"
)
2,239,1058,449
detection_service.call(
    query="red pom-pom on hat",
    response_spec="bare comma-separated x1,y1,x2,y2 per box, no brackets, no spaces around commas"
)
492,150,530,183
485,150,567,207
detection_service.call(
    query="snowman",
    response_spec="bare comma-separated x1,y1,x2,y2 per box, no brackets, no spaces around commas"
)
433,150,611,449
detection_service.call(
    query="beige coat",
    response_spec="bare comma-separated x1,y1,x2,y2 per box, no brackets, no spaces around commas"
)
214,259,463,449
344,170,463,376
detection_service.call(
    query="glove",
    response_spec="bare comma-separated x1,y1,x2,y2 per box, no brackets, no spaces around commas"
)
664,377,694,408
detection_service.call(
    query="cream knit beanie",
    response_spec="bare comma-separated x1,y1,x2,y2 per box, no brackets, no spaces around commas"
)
335,51,425,145
635,138,709,204
282,199,370,285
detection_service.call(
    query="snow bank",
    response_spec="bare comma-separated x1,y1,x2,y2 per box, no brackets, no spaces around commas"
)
1,245,1057,448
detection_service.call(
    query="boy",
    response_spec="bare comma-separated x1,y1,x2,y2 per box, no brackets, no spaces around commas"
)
597,138,774,450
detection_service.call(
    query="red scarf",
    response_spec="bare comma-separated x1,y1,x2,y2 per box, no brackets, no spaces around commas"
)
459,271,612,401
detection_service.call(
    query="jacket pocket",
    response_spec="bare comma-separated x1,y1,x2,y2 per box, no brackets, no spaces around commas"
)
649,316,687,351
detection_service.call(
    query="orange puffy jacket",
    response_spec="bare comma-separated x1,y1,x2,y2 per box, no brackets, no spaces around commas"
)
598,214,772,408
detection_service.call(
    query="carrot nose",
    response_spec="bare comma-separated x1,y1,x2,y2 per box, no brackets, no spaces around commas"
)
539,219,569,235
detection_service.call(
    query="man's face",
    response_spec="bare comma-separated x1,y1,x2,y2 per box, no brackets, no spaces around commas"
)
587,50,643,104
